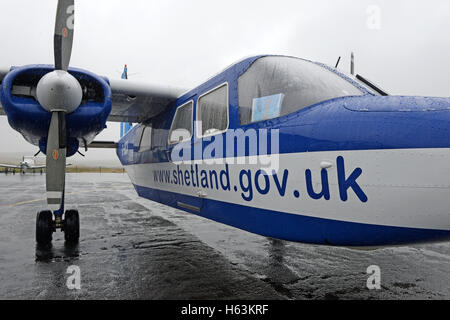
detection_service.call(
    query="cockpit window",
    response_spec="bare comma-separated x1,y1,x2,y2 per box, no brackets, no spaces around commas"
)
238,56,364,125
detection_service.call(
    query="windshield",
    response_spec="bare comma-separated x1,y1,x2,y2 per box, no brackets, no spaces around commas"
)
238,56,364,125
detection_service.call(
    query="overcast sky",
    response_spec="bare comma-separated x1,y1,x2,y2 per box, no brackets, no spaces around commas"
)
0,0,449,164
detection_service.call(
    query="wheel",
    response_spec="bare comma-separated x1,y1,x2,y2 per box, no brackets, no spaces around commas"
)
36,211,53,245
64,210,80,243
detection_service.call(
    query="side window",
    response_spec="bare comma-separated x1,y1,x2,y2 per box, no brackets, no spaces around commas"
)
169,101,193,145
197,83,228,137
139,126,152,152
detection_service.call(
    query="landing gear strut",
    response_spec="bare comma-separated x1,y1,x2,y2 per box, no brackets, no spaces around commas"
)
36,210,80,245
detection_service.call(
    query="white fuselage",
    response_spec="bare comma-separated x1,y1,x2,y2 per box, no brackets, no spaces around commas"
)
125,148,450,233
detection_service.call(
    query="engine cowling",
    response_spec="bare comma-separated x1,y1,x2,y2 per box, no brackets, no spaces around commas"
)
0,65,112,157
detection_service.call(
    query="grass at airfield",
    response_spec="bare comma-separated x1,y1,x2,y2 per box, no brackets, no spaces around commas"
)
0,167,126,174
67,167,125,174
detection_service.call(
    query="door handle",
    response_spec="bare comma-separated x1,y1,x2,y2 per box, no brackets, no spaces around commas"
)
197,191,207,198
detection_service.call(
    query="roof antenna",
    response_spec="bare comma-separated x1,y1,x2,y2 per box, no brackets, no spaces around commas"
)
335,56,341,69
350,52,355,75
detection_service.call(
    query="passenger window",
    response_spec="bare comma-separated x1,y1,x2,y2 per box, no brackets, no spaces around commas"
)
139,126,152,152
197,84,228,137
169,101,193,144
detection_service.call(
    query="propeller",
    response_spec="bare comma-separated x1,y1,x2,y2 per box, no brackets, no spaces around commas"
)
36,0,81,213
54,0,75,71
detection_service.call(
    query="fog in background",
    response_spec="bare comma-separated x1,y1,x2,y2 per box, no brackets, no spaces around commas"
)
0,0,449,165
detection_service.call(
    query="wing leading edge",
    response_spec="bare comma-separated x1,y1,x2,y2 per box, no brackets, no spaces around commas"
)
0,164,21,169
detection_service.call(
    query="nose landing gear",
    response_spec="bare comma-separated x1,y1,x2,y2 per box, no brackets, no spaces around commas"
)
36,210,80,245
64,210,80,243
36,211,53,245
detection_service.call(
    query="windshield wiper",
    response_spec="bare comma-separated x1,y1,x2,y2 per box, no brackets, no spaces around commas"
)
356,74,389,96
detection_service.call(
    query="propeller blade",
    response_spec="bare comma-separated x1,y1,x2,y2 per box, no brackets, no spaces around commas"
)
54,0,75,71
46,111,67,212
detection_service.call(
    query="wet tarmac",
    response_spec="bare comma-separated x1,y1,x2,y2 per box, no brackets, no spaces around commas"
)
0,173,449,300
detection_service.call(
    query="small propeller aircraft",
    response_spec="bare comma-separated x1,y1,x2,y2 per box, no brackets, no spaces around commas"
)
1,0,450,247
0,156,46,174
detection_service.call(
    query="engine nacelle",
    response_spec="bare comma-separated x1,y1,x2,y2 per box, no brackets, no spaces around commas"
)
0,65,112,157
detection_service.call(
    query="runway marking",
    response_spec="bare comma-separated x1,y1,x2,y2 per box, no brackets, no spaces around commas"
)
8,190,101,208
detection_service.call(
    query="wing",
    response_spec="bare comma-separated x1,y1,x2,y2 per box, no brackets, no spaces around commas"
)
29,165,46,169
0,164,20,169
108,79,186,123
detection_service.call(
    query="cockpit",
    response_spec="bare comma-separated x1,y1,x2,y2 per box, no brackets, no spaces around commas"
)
237,56,365,125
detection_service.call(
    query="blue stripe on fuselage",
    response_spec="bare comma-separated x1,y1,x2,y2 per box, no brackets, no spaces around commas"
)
117,55,450,166
133,184,450,247
118,94,450,166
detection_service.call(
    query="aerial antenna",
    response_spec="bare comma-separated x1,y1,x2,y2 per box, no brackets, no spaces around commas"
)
350,52,355,75
335,56,341,69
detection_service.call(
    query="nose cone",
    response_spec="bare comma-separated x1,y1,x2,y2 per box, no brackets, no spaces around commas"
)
36,70,82,113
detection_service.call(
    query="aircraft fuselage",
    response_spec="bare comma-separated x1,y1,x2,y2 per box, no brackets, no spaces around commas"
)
117,55,450,247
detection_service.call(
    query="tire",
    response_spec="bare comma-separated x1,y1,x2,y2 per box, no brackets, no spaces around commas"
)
36,211,53,245
64,210,80,244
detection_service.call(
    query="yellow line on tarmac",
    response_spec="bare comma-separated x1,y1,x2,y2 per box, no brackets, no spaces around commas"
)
9,190,99,208
9,198,45,207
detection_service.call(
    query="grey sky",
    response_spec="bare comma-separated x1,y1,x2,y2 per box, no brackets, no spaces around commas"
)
0,0,449,163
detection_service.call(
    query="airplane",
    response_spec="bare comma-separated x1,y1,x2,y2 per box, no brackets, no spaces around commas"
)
0,156,46,175
1,0,450,248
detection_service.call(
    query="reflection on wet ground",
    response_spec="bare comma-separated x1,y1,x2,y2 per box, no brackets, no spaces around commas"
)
0,173,449,299
35,243,80,262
